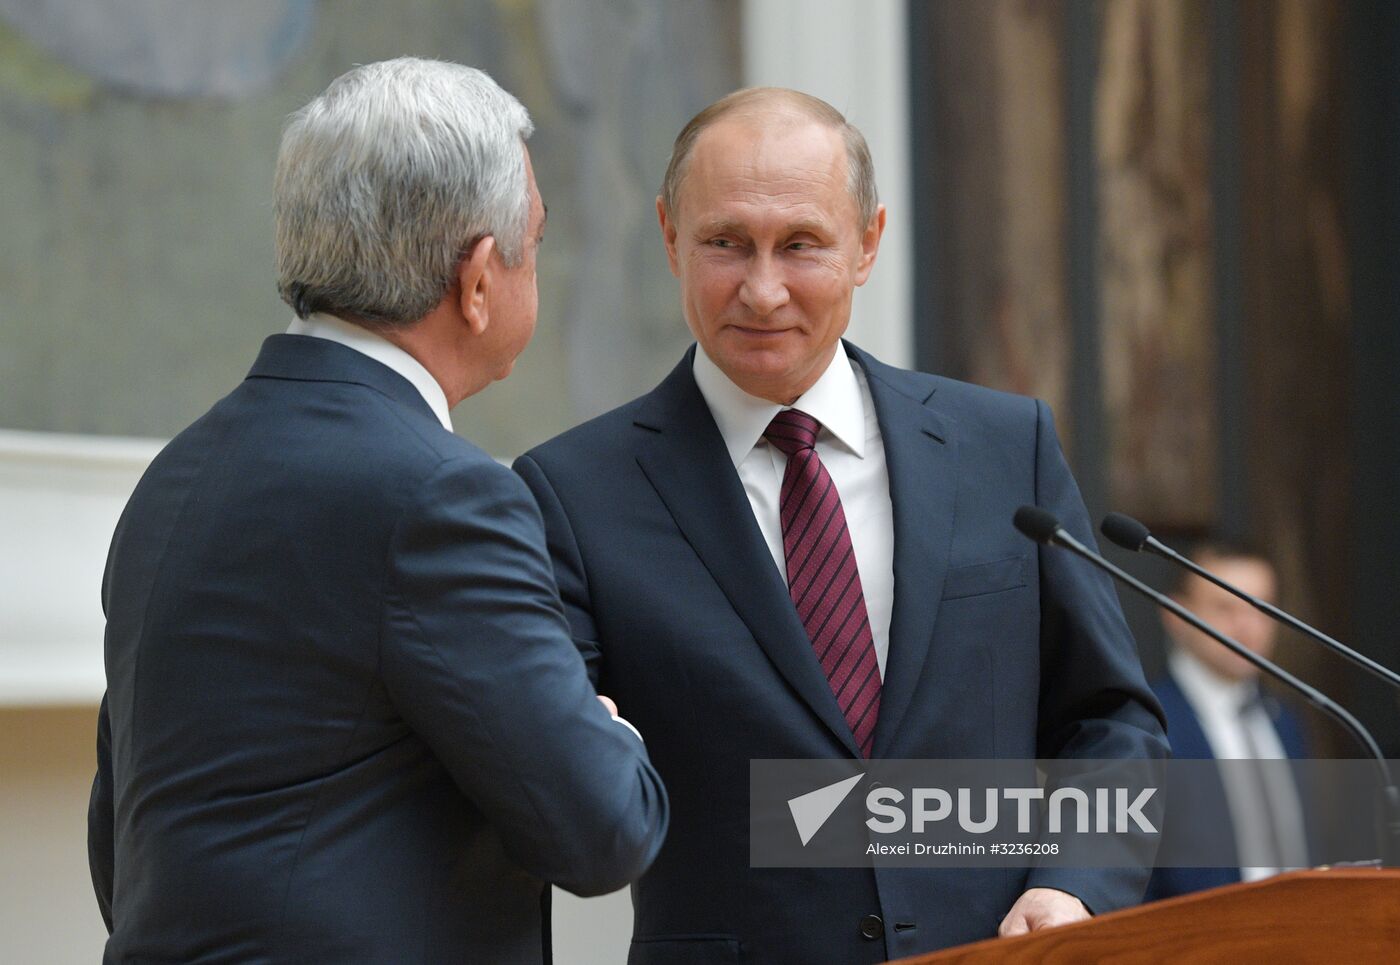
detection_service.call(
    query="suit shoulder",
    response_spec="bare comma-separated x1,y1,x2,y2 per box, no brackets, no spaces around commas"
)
927,375,1040,421
521,395,649,469
296,379,509,487
195,377,504,504
871,366,1044,441
348,385,486,466
852,345,1042,426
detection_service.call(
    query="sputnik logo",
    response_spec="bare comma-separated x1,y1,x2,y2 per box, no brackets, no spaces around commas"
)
787,773,864,846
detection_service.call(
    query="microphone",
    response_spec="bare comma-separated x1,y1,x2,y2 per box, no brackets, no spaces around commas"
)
1013,505,1400,865
1099,511,1400,691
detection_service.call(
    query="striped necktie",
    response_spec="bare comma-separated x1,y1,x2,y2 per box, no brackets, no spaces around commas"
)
764,408,881,757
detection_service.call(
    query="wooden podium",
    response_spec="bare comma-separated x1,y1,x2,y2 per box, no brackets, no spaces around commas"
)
887,869,1400,963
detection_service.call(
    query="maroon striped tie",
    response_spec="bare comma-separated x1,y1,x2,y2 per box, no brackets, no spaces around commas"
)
764,409,881,757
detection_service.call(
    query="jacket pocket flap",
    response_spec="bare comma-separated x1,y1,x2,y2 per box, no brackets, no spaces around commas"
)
941,555,1028,600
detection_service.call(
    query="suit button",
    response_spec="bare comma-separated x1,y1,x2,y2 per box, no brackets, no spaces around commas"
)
859,914,884,941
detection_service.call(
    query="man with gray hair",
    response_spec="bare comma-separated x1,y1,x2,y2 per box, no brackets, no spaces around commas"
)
516,87,1166,962
89,58,667,964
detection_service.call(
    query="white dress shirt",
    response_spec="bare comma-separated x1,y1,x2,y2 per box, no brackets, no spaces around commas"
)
692,341,895,677
1169,648,1307,878
287,313,454,431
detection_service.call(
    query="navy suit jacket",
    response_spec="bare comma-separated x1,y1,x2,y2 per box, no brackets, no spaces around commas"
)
515,343,1167,964
89,334,667,964
1144,672,1308,901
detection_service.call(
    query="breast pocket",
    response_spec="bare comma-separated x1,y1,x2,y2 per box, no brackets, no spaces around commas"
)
940,554,1029,601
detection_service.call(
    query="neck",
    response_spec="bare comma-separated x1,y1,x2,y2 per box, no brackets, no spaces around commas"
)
380,306,487,407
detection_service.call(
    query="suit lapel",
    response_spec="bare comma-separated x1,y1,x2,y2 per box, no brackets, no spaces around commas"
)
847,344,959,758
633,351,863,757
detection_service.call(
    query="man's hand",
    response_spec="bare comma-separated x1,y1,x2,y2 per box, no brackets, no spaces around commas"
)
997,887,1089,937
596,695,646,742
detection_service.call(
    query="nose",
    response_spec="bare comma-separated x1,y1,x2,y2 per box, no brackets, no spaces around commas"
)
1237,611,1276,655
738,253,790,317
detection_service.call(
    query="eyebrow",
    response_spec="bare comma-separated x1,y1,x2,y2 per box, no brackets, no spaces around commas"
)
694,218,832,237
693,219,741,236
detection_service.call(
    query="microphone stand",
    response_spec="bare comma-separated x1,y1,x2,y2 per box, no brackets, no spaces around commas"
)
1015,506,1400,867
1101,511,1400,691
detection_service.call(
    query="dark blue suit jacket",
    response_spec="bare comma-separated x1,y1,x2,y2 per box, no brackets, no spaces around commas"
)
515,343,1167,964
89,335,667,964
1145,672,1308,901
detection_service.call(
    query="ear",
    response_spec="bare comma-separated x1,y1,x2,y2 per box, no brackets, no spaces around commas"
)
657,196,681,277
457,235,497,336
853,204,887,286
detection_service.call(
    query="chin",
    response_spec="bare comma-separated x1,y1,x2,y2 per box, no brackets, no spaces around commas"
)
722,345,796,374
723,363,793,395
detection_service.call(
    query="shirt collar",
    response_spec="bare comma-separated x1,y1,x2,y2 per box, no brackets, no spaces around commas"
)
287,313,453,431
692,340,866,468
1168,647,1256,715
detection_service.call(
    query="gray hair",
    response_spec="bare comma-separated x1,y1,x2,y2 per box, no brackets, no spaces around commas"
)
275,58,534,327
660,87,878,228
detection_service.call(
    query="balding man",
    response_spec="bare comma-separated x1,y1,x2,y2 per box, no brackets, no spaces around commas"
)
515,88,1166,963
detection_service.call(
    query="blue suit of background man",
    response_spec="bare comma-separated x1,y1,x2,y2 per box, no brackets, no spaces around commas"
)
1145,673,1308,901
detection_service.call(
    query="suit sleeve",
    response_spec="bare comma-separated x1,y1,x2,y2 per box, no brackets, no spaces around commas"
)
512,454,602,688
1023,399,1170,913
88,692,115,932
379,455,667,897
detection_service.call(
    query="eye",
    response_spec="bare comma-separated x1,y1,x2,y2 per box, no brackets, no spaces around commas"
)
787,241,810,251
709,238,738,249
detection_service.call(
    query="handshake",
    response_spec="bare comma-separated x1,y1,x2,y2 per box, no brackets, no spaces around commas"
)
89,57,1164,965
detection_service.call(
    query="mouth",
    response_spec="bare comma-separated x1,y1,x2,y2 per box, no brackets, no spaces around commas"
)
728,324,794,339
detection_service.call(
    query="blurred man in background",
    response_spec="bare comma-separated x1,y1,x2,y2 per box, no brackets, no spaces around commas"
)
89,58,666,964
1146,541,1309,900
